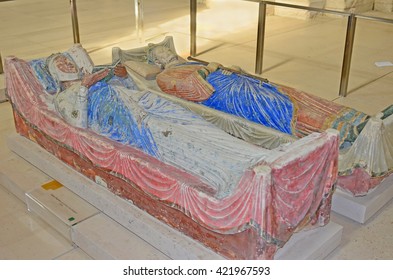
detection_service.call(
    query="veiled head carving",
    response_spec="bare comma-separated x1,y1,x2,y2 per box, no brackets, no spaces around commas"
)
46,53,81,84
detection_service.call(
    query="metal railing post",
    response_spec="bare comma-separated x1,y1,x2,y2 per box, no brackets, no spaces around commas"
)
190,0,197,56
0,53,3,74
255,2,267,74
134,0,144,43
70,0,80,43
339,14,357,97
0,52,6,103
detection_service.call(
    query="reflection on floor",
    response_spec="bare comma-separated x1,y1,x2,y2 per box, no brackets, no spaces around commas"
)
0,0,392,260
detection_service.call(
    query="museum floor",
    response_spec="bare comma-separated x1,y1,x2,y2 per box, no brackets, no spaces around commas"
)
1,0,393,260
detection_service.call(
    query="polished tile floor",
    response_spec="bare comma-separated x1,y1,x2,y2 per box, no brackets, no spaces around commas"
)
0,0,393,259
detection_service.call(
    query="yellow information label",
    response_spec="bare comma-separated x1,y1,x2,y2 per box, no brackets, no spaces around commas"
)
41,180,63,190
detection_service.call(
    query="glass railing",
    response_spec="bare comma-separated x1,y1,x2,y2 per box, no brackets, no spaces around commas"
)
189,0,393,97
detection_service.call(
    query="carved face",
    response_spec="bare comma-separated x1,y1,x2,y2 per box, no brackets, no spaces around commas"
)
54,55,78,73
151,46,177,68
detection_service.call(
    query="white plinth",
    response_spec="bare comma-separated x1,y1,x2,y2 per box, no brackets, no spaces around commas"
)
72,213,169,260
25,182,100,241
332,175,393,224
5,133,342,260
275,222,343,260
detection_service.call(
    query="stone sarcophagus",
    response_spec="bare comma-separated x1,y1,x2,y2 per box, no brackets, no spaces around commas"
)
5,45,339,260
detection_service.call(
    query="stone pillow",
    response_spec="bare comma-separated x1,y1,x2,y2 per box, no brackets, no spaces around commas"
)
123,60,162,80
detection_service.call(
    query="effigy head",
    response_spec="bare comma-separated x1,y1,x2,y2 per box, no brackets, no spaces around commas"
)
146,44,179,69
54,55,78,74
46,53,81,83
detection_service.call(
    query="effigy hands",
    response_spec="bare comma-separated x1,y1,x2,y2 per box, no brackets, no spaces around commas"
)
81,68,110,88
113,64,128,78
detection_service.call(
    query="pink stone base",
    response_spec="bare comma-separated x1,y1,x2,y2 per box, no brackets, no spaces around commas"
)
337,169,388,196
12,109,279,260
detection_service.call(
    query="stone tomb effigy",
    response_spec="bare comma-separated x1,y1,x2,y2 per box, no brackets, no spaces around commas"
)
114,36,393,223
5,45,339,260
